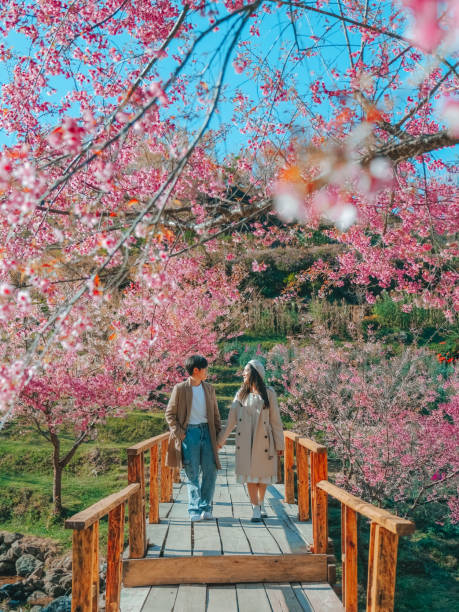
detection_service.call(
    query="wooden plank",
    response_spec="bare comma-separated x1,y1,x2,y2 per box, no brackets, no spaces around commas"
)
344,506,357,612
140,585,178,611
162,519,192,557
65,484,140,530
128,454,147,558
145,522,169,558
228,483,252,519
300,583,344,611
311,454,328,554
218,517,251,555
168,481,189,519
206,585,237,612
264,583,307,612
266,486,313,547
298,438,327,454
297,443,309,521
318,481,415,536
173,584,206,612
236,583,272,612
284,430,300,441
263,515,309,554
71,525,94,612
367,524,399,612
193,520,221,556
149,444,159,524
284,436,295,504
122,554,328,587
241,520,282,555
127,432,169,456
212,473,233,519
290,583,314,611
106,504,124,611
119,587,150,611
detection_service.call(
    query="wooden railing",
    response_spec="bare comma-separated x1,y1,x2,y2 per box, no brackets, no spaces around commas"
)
65,431,173,611
283,430,416,612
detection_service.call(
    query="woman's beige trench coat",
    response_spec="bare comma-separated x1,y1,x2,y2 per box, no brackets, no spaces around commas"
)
218,387,285,480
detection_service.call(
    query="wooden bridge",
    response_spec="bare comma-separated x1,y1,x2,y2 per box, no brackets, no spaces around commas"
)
65,430,415,611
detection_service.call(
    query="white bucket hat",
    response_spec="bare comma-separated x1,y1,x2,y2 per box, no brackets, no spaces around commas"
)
247,359,265,379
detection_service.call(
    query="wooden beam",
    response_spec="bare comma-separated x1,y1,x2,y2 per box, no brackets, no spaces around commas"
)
149,444,159,524
311,453,328,554
127,432,169,456
71,524,95,612
91,521,99,612
65,484,139,530
297,442,309,521
283,430,300,441
105,503,124,612
284,435,295,504
367,523,399,612
298,437,327,454
123,554,328,587
128,454,147,558
160,438,173,502
317,481,415,536
344,506,358,612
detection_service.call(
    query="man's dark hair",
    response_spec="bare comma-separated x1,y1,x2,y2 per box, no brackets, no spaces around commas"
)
185,355,208,375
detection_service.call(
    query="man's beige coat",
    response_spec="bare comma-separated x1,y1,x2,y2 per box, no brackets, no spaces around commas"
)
165,378,222,469
217,387,284,479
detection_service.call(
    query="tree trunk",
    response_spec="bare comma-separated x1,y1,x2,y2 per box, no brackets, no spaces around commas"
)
51,434,63,516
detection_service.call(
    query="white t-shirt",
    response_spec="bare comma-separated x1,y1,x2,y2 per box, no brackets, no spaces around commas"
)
188,384,208,424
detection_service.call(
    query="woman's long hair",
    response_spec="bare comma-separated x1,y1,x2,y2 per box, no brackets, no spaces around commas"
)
237,364,270,409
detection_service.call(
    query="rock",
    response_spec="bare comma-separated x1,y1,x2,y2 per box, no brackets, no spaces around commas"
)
44,583,67,598
1,532,23,546
30,607,44,612
59,574,72,592
42,595,72,612
0,558,16,575
27,590,48,603
16,553,43,577
0,582,25,602
7,599,24,609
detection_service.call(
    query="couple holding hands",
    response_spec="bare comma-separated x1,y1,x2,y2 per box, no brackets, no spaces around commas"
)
165,354,285,523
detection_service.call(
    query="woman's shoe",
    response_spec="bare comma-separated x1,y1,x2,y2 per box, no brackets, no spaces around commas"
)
251,504,262,522
260,502,267,518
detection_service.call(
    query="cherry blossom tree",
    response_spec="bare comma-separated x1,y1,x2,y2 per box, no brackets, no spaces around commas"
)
0,0,457,424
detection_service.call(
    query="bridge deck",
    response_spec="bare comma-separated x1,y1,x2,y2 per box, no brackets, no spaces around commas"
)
120,444,343,611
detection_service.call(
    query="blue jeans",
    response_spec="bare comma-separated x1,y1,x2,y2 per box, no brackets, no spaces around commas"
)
182,423,217,516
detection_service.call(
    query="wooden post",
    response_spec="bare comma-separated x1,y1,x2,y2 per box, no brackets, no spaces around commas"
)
311,451,328,554
149,444,159,524
341,503,346,604
297,443,309,521
173,467,181,483
91,521,99,612
160,438,172,502
128,453,147,558
367,523,399,612
106,503,125,612
284,436,295,504
344,506,358,612
71,524,95,612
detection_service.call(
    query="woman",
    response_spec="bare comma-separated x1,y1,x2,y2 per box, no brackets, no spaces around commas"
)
217,359,284,522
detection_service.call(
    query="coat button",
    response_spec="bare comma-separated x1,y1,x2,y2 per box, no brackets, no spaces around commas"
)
264,435,268,439
265,449,268,452
237,446,240,449
237,432,240,436
239,418,242,422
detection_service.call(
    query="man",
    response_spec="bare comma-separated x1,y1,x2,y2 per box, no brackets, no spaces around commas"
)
165,355,221,522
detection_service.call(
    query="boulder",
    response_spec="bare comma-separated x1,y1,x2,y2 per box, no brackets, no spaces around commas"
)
1,532,23,546
16,553,43,577
27,589,48,603
44,583,67,598
59,573,72,592
0,558,16,575
42,595,72,612
0,581,26,602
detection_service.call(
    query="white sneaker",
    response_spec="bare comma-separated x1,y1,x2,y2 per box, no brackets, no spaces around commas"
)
190,513,202,522
260,502,267,518
251,505,262,522
201,510,213,520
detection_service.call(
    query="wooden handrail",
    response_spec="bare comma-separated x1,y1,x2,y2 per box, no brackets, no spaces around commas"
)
65,484,140,530
126,431,169,455
297,437,327,454
317,481,415,536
